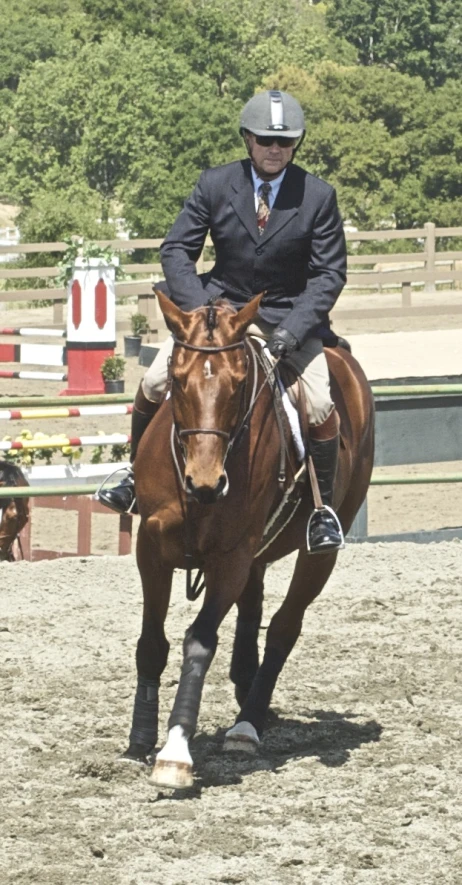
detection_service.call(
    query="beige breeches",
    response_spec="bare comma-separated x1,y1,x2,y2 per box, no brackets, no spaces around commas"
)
142,319,334,426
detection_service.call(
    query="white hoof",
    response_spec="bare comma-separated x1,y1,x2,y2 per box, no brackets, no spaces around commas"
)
223,721,260,755
151,725,194,788
151,759,194,789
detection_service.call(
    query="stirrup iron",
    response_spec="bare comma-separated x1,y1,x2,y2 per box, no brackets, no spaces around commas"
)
94,465,137,513
306,504,345,553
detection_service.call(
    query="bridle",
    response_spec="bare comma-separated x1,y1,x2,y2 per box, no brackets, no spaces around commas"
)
168,332,274,601
169,335,257,474
0,497,25,563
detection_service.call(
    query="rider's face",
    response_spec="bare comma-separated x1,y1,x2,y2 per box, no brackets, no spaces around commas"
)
245,133,296,180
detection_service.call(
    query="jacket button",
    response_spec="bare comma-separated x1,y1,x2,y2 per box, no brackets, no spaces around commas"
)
256,247,263,255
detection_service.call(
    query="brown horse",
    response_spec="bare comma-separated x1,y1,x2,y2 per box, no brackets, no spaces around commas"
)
0,461,29,562
122,291,374,788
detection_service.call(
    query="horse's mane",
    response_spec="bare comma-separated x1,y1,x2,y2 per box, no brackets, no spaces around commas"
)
0,460,26,487
205,298,237,314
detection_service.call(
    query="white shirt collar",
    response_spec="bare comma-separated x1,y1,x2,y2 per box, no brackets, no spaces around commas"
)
250,166,287,195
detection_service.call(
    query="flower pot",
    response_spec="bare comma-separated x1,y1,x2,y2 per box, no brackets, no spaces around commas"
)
104,379,125,394
124,335,142,358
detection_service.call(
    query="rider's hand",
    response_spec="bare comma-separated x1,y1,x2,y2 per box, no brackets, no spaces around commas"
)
267,328,299,359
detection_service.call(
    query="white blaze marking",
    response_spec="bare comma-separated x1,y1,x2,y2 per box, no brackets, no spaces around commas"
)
203,359,213,379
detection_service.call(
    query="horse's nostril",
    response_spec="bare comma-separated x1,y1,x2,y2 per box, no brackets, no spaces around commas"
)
185,475,195,493
216,473,229,497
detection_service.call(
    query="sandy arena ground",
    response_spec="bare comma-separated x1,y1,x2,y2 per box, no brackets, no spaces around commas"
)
1,297,462,883
1,543,462,884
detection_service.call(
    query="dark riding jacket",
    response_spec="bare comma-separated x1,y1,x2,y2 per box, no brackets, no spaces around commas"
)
160,158,347,347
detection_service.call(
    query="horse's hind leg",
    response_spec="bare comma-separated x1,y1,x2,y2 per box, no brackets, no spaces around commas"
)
230,561,266,708
224,549,337,753
120,524,173,765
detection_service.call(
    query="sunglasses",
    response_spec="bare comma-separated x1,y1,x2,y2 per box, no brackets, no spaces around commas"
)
254,135,297,148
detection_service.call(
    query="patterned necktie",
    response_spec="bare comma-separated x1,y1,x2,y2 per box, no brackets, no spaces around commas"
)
256,182,271,236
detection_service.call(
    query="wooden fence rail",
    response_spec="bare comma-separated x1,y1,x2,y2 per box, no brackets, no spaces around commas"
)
1,222,461,331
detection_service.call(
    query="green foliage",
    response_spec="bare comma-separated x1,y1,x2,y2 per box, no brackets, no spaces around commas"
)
55,238,120,288
265,62,462,228
130,313,149,336
0,0,87,91
0,0,461,237
325,0,462,86
100,354,126,380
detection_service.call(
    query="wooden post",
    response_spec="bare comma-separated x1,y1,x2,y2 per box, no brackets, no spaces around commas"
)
118,513,133,555
348,498,368,540
53,299,64,325
402,282,412,307
424,221,436,293
77,496,92,556
138,291,159,342
19,500,32,561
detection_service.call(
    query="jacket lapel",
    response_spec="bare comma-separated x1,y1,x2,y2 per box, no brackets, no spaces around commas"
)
230,161,259,244
229,160,301,244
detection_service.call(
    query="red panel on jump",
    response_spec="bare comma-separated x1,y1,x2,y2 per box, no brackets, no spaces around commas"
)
0,343,17,362
95,279,107,330
71,280,82,329
60,347,114,396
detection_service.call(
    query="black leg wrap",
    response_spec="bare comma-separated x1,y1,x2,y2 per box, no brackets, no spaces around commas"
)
237,647,286,738
230,618,260,691
168,628,217,737
128,676,160,751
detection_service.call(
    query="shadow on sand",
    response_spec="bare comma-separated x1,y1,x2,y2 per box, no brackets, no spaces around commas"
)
152,709,383,797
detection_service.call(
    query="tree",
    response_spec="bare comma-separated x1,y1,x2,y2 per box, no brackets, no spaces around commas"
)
264,62,462,228
0,0,86,91
325,0,462,86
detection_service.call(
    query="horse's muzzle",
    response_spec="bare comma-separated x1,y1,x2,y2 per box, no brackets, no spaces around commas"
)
185,472,229,504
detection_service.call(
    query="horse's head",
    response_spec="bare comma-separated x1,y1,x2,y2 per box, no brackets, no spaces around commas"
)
0,461,29,562
156,290,262,504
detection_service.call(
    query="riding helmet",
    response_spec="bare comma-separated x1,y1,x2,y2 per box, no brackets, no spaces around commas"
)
239,90,305,139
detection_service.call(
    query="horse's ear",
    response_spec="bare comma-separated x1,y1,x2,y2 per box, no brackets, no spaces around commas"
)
229,293,263,337
154,288,190,338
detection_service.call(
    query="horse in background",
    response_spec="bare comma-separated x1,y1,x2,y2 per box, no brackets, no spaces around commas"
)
123,291,375,788
0,461,30,562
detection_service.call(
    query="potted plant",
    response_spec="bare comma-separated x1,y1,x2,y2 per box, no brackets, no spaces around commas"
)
101,354,126,394
124,312,149,358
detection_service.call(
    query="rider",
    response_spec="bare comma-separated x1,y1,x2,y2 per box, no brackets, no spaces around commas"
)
98,90,347,552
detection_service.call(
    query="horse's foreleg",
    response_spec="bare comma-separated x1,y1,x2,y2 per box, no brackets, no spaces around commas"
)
120,527,173,766
151,553,254,789
230,560,266,708
225,549,338,753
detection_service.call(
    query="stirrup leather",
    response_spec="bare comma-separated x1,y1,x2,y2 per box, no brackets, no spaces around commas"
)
306,504,345,553
95,465,137,514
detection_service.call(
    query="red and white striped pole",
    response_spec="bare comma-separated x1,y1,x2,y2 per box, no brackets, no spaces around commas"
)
60,257,118,396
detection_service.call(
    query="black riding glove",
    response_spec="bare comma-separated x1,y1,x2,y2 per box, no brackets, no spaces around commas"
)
267,328,299,359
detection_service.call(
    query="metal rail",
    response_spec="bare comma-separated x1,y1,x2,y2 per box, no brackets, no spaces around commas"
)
1,473,462,499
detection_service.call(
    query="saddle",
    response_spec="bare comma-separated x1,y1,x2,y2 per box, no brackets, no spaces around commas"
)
253,340,347,558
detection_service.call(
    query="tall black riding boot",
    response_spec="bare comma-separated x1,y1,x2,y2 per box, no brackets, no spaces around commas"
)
307,410,345,553
98,384,160,514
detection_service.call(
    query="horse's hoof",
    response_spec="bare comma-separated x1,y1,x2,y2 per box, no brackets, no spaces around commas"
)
117,743,154,766
223,721,259,755
151,760,194,789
